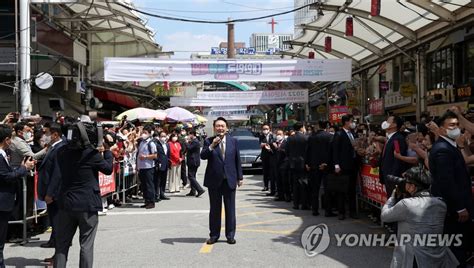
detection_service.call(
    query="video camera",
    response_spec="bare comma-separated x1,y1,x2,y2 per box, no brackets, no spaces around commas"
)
66,121,104,150
386,167,431,200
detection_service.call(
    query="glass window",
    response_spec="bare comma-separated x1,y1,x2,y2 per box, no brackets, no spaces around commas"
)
427,46,453,90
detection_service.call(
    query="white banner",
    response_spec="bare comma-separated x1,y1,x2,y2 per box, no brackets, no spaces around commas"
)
104,58,352,82
170,89,308,107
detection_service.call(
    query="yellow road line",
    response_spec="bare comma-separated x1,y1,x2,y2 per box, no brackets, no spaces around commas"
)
199,243,213,254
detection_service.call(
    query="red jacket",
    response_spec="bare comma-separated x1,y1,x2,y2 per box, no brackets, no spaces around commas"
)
168,141,182,166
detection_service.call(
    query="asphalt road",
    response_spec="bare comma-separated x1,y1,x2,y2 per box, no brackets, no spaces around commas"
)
5,162,393,267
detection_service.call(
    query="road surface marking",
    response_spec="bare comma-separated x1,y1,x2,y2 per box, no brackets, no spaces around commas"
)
199,243,213,254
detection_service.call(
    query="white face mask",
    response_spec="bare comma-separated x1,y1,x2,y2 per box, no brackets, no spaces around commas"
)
329,131,335,135
160,137,167,143
141,134,149,140
381,121,390,130
262,130,269,135
276,135,283,141
446,128,461,140
23,131,32,141
42,134,51,145
350,122,357,129
171,137,178,142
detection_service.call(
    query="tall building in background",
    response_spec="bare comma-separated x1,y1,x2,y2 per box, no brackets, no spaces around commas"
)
294,0,318,38
249,33,293,53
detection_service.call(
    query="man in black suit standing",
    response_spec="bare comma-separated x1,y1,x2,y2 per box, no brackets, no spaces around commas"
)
306,121,335,217
429,111,473,267
154,131,170,201
37,123,65,250
332,114,358,220
0,124,35,268
52,122,113,268
286,122,308,210
378,115,408,198
272,129,288,202
201,117,243,245
259,124,276,195
185,130,205,197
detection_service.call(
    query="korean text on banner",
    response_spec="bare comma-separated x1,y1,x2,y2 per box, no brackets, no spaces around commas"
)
170,89,308,107
99,170,116,197
359,165,387,205
104,58,352,82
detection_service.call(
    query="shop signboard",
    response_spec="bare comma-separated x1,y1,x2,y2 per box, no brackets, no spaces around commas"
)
384,92,412,109
400,83,416,97
368,99,384,115
329,105,349,124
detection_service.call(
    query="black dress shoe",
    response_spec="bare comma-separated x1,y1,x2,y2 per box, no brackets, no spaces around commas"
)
206,238,218,245
160,196,170,200
140,204,147,208
186,192,196,196
145,203,155,209
325,212,337,217
40,242,55,248
227,238,236,245
196,190,206,198
261,187,269,192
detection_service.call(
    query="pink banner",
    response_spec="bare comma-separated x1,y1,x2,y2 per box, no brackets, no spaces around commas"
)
99,170,116,197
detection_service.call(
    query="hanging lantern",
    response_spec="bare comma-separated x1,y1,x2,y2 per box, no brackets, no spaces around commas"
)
325,36,332,53
346,17,353,37
371,0,380,17
308,51,315,59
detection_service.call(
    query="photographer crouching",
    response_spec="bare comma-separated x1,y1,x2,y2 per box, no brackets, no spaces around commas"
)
381,167,459,268
50,121,113,268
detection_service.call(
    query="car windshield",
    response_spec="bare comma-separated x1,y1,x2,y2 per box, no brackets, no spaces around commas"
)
237,139,260,151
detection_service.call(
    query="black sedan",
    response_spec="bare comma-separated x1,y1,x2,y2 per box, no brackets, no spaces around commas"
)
234,136,262,170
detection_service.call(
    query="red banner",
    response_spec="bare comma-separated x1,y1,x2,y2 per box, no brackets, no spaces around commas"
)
359,164,387,205
99,170,116,197
329,105,349,124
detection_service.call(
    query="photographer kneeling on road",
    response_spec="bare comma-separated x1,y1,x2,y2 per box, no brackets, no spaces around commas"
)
381,167,459,268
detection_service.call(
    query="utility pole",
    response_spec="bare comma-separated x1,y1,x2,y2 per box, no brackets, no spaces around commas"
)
20,0,31,117
227,18,235,59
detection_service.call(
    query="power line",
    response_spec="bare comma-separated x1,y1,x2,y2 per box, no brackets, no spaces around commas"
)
113,1,313,24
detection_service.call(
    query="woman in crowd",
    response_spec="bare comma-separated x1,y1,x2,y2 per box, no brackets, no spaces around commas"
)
168,133,182,193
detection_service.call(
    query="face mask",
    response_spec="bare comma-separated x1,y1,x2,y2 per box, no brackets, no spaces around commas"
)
42,134,51,145
446,127,461,140
171,137,178,142
381,121,390,130
276,135,283,141
363,130,367,135
262,130,269,135
141,134,149,140
329,132,335,135
160,137,167,143
23,131,32,141
284,135,288,139
350,122,357,129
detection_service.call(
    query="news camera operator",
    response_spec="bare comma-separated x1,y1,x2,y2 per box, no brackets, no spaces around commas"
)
50,121,113,268
380,167,459,268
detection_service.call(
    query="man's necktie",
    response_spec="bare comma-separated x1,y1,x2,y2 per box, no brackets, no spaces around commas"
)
220,139,225,160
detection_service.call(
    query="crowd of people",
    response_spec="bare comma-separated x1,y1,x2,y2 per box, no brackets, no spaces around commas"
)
0,112,207,267
256,107,473,267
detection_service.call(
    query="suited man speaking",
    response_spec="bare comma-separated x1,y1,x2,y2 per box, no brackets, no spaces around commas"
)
201,117,243,245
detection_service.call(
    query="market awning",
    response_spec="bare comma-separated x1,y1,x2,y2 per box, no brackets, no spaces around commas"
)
281,0,472,70
94,87,139,109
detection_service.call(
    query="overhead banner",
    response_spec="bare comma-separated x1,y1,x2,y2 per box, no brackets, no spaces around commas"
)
170,89,308,107
104,58,352,82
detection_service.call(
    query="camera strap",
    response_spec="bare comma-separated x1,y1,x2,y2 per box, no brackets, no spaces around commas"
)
96,123,103,148
76,122,92,148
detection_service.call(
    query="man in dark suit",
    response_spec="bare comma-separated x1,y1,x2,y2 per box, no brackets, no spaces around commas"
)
154,131,170,201
185,130,205,197
378,115,408,198
52,122,113,268
332,114,358,220
201,117,243,245
259,124,277,195
37,123,65,250
0,124,35,268
286,122,308,210
272,129,288,201
429,111,473,267
306,121,335,217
